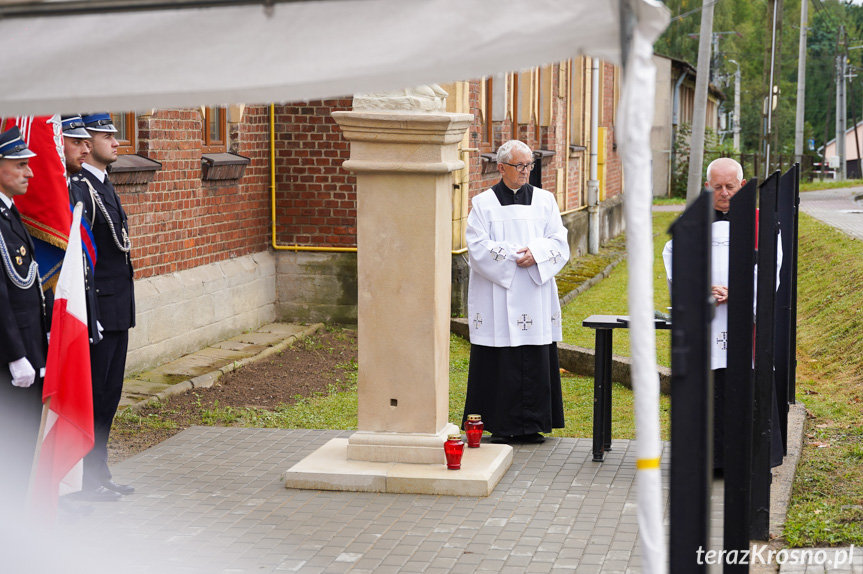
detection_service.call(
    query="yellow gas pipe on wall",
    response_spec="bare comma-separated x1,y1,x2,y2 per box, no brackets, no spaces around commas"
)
269,103,357,253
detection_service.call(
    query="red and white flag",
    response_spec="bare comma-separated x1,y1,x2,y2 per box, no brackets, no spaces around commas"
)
0,115,98,289
30,203,94,518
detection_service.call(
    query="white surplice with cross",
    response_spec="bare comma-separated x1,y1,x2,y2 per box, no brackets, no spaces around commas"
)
662,220,782,371
663,221,733,370
466,187,569,347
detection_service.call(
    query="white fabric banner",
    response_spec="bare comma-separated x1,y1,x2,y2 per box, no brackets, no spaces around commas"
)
1,0,666,115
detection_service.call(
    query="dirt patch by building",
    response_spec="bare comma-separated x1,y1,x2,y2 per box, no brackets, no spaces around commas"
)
109,328,358,464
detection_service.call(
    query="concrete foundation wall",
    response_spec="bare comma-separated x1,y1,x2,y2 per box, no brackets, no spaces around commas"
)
127,251,277,375
451,251,470,319
652,55,672,198
563,194,625,260
276,250,358,324
563,209,589,260
599,193,625,245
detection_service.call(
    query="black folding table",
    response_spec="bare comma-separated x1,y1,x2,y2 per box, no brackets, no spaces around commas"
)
581,314,671,462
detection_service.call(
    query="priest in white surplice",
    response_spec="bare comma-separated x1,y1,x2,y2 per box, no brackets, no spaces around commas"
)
462,140,570,444
662,157,784,470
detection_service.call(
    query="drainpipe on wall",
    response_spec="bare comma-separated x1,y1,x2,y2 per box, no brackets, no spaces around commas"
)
669,70,688,196
587,59,601,254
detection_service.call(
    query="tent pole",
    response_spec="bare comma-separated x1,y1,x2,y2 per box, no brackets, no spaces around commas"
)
619,1,667,573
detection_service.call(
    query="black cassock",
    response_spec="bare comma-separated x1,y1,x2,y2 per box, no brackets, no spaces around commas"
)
461,181,565,437
462,342,565,437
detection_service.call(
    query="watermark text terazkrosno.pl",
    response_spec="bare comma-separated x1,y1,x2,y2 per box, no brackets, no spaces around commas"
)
696,545,856,566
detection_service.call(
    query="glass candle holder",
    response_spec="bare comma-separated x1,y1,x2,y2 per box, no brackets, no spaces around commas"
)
465,414,484,448
444,433,465,470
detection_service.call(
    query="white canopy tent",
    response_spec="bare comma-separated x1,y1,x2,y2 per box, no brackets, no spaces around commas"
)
0,0,666,116
0,1,670,571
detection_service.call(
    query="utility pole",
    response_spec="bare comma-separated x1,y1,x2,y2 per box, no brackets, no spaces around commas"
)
794,0,809,165
848,44,863,177
729,59,742,153
837,26,847,181
821,34,838,181
688,30,741,151
711,33,721,84
686,0,715,205
763,0,782,179
849,77,861,178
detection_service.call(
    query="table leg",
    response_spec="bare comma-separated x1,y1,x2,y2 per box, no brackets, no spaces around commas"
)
593,329,612,462
603,341,613,452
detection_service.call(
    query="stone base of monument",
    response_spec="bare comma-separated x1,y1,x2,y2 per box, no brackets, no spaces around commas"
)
346,424,462,464
283,437,513,497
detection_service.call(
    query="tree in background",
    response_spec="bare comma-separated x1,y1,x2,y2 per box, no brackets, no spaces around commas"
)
670,123,735,198
656,0,863,168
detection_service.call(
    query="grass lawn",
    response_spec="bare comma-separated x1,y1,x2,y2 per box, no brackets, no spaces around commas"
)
781,213,863,547
561,210,676,368
800,179,863,192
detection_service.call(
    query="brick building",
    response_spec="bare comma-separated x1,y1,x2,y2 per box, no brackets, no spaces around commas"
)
107,58,626,375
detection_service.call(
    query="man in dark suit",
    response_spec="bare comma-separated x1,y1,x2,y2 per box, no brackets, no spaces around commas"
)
0,127,48,512
72,113,135,501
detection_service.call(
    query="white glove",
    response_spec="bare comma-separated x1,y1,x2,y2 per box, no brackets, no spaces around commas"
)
9,357,36,388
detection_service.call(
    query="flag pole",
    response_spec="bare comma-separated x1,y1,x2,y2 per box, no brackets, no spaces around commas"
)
27,396,52,504
27,202,92,517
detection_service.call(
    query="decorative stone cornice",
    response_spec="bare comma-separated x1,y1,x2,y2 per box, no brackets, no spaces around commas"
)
331,111,473,174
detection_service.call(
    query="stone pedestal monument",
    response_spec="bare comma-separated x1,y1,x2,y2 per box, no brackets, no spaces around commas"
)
283,87,512,496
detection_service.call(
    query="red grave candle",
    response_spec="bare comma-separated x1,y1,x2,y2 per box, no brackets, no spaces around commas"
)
465,414,484,448
444,434,465,470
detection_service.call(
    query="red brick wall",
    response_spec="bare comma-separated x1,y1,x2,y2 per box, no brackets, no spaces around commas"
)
466,80,485,197
466,65,585,208
273,99,357,247
567,151,584,209
115,62,623,283
118,107,271,279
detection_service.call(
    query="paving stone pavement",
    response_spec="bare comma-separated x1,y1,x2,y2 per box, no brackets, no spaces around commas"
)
775,548,862,574
799,187,863,240
18,430,704,574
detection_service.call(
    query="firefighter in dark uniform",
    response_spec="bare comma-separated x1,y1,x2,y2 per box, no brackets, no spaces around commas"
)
62,115,102,347
73,113,135,501
0,127,48,512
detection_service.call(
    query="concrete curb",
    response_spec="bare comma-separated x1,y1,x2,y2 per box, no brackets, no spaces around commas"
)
124,322,327,411
770,402,807,536
751,403,807,574
557,343,672,394
451,317,671,393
